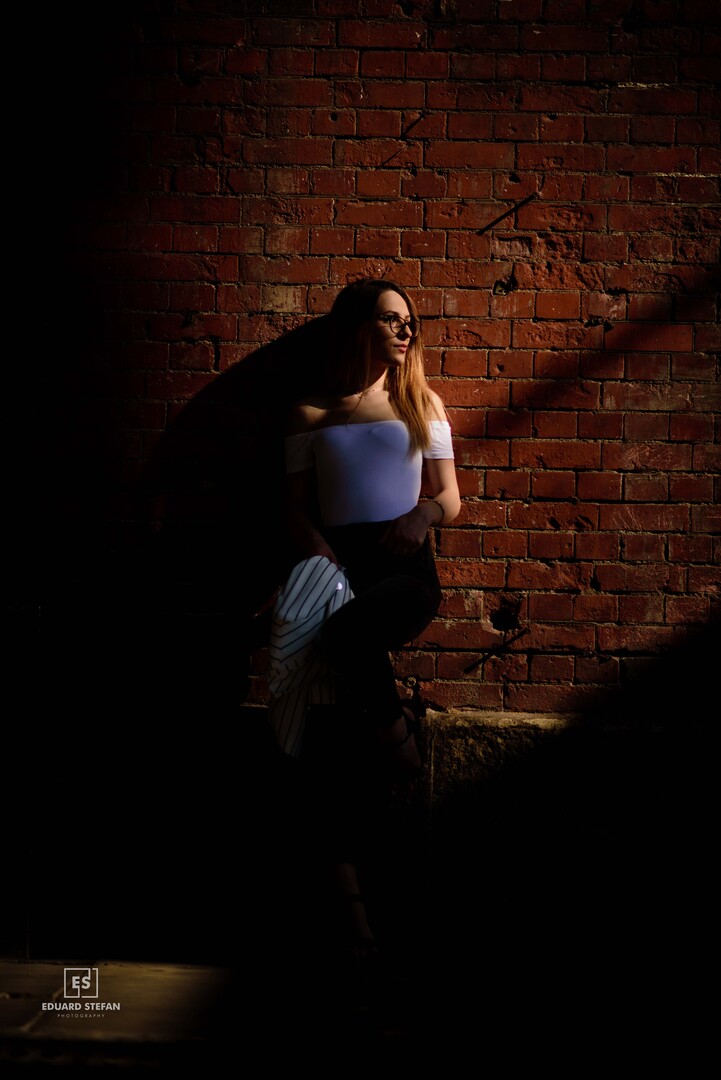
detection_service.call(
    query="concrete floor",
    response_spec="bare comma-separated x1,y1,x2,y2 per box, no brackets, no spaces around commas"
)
4,694,714,1071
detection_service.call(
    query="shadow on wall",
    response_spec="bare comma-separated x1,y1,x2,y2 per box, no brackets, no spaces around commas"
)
132,313,334,692
421,615,719,1024
38,314,333,721
8,317,334,964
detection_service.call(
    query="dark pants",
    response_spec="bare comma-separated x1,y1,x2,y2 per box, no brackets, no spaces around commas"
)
318,521,442,729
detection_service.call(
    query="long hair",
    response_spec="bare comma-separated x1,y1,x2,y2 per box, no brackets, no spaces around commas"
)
326,278,435,451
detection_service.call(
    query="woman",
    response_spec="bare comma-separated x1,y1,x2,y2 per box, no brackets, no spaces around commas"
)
282,277,461,962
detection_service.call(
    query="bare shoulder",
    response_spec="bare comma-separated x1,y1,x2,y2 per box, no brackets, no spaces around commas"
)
286,396,329,435
427,388,450,423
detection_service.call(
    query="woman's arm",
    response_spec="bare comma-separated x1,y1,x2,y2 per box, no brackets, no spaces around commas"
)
380,457,461,556
286,468,340,565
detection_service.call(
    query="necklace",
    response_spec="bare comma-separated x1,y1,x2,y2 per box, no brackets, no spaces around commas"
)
343,382,386,424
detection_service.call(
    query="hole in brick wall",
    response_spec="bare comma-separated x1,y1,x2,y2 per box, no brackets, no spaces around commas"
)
489,598,522,633
492,271,517,296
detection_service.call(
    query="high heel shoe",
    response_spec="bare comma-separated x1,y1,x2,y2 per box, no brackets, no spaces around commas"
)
342,893,381,964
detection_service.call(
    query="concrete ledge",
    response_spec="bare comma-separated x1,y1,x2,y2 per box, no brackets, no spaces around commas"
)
424,707,580,730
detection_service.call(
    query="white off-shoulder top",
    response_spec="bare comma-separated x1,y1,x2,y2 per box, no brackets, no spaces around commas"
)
285,419,454,527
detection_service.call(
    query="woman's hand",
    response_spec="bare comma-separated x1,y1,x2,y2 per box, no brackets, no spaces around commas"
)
379,504,439,556
308,538,341,567
291,523,340,567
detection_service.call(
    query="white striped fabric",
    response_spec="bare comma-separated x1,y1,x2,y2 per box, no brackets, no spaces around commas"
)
267,555,354,758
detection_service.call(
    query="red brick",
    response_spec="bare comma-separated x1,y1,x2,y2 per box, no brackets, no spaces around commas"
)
601,504,689,534
357,110,401,138
442,352,488,377
447,113,494,140
449,53,496,80
226,49,268,76
329,258,420,286
536,292,581,320
575,533,619,560
269,48,315,76
252,19,335,46
174,106,220,136
603,322,693,352
243,137,332,165
619,596,666,625
609,87,697,115
515,622,595,653
360,51,405,77
264,227,310,255
401,231,445,258
57,9,721,718
670,414,714,442
170,283,216,309
216,284,261,313
540,115,584,142
267,109,312,137
666,597,711,625
624,475,669,502
168,341,215,370
309,170,355,195
406,52,449,79
149,196,239,223
335,200,421,227
423,261,503,288
529,656,575,684
310,228,354,255
334,139,422,168
238,255,328,283
528,532,575,560
356,229,400,257
532,472,576,500
541,55,586,81
338,20,425,48
219,221,270,252
482,531,528,558
173,225,218,252
496,53,541,80
363,81,425,109
315,49,359,76
447,234,493,259
226,168,265,194
402,172,447,198
669,536,713,564
583,235,629,262
425,141,514,169
669,476,713,502
574,597,618,624
493,114,539,141
692,505,721,533
241,196,332,226
630,115,676,144
490,293,535,319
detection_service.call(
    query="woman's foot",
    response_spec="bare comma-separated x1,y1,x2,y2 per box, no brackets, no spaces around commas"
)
343,894,380,962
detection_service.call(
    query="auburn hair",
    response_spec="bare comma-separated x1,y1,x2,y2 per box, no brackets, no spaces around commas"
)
326,278,437,452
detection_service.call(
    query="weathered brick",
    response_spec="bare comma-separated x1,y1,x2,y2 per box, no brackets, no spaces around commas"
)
51,4,719,729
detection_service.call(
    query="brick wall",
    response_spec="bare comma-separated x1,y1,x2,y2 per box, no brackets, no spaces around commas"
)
36,0,719,716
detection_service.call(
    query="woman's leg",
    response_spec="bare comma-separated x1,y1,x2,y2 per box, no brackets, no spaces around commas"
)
320,570,440,729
